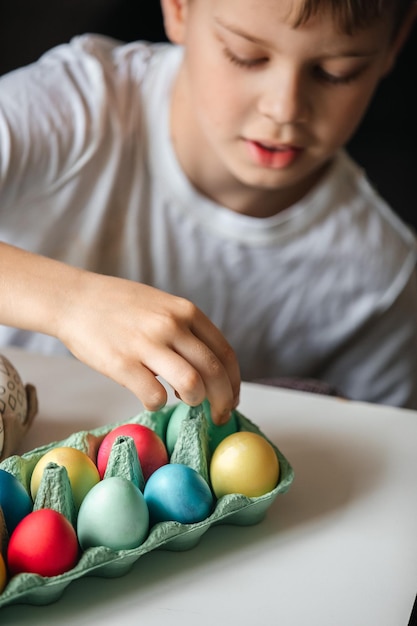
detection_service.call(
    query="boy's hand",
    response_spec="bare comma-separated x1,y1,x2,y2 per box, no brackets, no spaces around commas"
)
0,244,240,424
58,272,241,425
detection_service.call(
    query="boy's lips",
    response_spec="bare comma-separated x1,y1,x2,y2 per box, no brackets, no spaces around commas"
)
245,139,303,169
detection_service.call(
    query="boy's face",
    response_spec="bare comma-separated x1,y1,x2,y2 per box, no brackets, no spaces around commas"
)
165,0,411,213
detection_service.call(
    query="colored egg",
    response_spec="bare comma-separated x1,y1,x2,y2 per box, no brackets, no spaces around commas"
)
97,424,168,481
30,447,100,510
210,431,280,498
7,509,79,577
144,463,214,524
0,553,6,593
166,400,238,455
165,402,192,454
77,476,149,551
0,469,33,534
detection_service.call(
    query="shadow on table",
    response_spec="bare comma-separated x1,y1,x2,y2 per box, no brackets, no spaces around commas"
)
269,427,384,529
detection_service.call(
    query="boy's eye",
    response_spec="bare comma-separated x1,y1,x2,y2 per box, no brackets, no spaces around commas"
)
314,66,362,85
223,47,267,69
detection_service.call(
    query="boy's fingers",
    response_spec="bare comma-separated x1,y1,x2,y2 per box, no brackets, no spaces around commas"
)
190,320,241,414
128,339,238,425
99,296,241,423
113,345,207,412
116,363,169,412
170,332,240,424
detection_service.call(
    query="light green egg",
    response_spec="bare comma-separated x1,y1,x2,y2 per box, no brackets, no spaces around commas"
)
77,476,149,551
166,399,238,455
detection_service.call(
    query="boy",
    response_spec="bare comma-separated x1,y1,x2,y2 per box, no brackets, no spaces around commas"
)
0,0,416,424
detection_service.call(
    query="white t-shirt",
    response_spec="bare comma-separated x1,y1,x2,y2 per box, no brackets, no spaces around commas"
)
1,35,417,408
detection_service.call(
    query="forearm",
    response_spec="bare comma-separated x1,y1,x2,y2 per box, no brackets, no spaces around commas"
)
0,241,83,341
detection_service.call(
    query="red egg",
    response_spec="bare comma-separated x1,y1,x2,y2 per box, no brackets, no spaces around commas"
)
7,509,79,577
97,423,168,481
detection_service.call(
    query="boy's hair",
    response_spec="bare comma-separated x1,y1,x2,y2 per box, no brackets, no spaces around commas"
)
291,0,413,35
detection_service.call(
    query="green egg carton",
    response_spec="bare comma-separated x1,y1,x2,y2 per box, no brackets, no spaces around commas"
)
0,403,294,608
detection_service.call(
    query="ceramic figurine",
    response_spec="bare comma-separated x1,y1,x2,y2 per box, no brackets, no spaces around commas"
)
0,354,38,462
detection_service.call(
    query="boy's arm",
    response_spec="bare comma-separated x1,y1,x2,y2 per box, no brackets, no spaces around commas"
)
0,242,240,424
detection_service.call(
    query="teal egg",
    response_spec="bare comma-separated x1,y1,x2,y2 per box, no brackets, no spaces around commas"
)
204,401,239,453
77,476,149,550
144,463,213,524
165,402,190,455
0,469,33,534
166,400,238,455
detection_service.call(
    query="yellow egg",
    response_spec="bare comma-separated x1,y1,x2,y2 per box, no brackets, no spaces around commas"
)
30,446,100,510
210,431,280,498
0,552,7,593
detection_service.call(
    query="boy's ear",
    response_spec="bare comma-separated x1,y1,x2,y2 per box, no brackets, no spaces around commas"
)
382,3,417,76
160,0,189,44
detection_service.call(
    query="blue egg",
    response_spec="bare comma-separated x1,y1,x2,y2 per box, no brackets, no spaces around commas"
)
144,464,214,524
0,469,33,534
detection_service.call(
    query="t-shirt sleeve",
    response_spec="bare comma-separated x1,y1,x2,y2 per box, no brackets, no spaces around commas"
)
0,34,149,212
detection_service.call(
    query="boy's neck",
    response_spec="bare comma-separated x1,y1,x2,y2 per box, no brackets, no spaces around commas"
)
171,116,332,217
191,160,332,218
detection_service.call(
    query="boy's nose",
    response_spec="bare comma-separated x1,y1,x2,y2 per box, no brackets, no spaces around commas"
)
257,67,309,126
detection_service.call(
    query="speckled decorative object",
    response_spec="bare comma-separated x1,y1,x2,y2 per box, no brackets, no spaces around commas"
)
0,403,294,608
0,354,38,462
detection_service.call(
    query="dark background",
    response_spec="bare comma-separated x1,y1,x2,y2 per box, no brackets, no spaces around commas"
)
0,1,415,227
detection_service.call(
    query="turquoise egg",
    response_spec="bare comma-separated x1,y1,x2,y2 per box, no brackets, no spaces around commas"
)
0,469,33,534
166,400,238,455
144,463,213,525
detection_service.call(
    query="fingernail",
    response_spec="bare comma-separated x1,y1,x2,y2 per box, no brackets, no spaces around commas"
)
215,409,232,426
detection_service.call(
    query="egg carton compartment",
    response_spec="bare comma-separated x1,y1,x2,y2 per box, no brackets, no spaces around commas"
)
0,403,294,608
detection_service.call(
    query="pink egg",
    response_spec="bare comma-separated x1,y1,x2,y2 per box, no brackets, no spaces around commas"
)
97,424,168,481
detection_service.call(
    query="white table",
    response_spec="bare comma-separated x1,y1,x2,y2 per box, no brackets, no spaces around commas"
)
1,347,417,626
